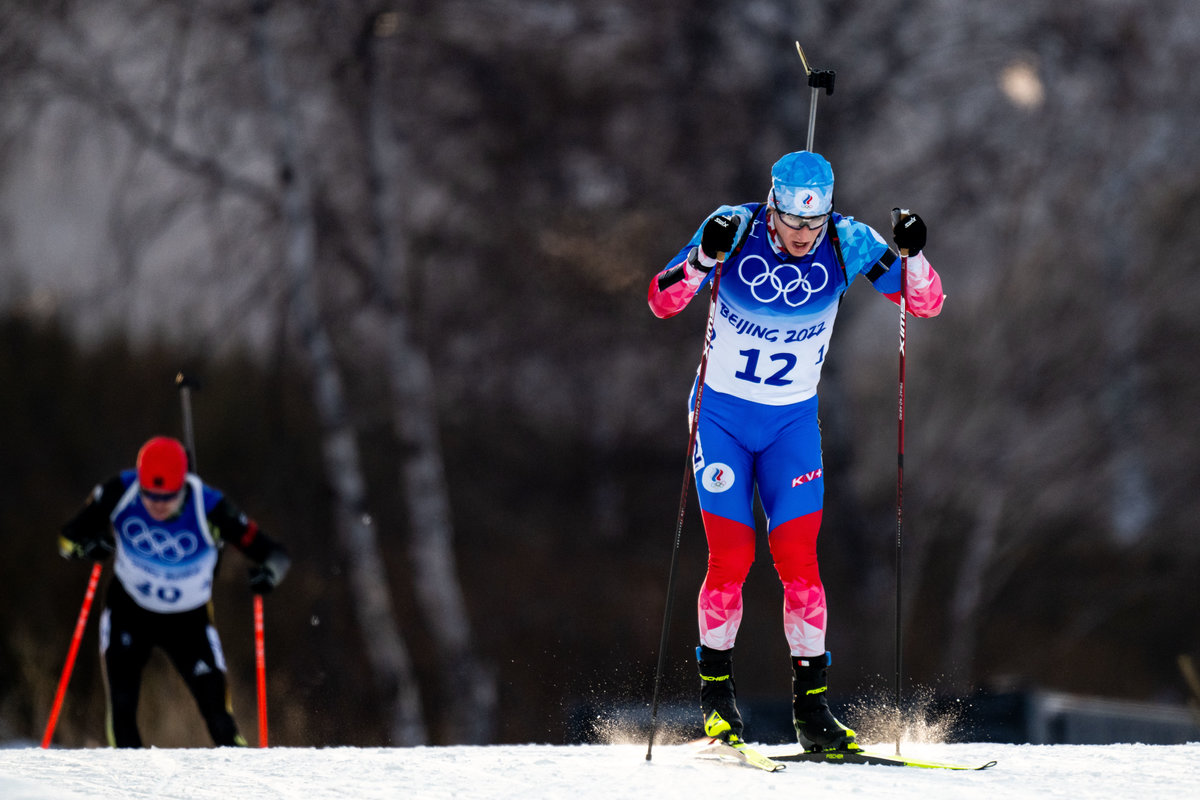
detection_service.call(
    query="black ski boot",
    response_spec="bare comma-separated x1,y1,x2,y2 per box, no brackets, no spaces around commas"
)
792,652,857,751
698,645,744,743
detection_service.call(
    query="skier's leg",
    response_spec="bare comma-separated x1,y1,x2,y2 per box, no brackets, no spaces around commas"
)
692,399,758,650
759,394,827,657
697,510,757,650
769,515,857,748
692,394,757,740
99,598,152,748
767,511,826,658
693,509,756,741
759,397,855,750
162,606,246,747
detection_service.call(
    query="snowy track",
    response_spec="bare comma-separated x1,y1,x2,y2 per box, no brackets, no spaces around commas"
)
3,742,1198,799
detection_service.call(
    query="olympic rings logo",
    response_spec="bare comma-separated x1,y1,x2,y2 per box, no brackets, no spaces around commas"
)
738,254,828,307
121,518,200,563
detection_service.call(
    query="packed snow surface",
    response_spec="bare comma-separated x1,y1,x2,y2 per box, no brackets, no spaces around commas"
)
3,741,1198,799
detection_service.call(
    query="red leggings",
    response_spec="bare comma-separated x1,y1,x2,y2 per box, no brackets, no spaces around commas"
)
698,509,827,657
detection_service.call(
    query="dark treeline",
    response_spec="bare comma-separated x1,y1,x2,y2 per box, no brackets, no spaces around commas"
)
0,312,701,747
2,0,1199,746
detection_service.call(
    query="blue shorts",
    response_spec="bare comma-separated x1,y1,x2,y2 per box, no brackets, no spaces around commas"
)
691,387,823,530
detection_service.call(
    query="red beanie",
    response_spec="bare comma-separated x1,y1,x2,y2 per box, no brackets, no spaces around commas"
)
136,437,188,493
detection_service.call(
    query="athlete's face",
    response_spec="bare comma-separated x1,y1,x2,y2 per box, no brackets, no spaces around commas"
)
771,209,824,257
141,488,184,521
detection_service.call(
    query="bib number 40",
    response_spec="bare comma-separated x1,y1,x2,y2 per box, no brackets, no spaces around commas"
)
135,580,183,605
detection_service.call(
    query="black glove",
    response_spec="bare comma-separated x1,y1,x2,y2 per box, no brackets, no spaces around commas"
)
58,531,114,562
891,208,926,255
249,549,291,594
699,215,738,262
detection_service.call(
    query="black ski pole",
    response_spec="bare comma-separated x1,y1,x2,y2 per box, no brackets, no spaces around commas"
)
174,369,271,746
175,371,201,472
795,42,835,152
891,209,910,756
646,257,726,762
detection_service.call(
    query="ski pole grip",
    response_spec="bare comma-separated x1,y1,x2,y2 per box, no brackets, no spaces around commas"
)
808,68,835,95
891,208,911,257
175,371,202,391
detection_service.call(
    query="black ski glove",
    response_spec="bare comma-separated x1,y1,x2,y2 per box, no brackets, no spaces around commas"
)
891,208,926,255
58,531,114,562
249,548,291,594
699,215,738,262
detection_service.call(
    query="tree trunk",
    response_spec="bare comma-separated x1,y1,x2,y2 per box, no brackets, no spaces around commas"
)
361,11,496,743
253,2,427,745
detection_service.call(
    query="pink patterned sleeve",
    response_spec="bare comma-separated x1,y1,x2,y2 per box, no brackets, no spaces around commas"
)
883,252,944,318
648,254,709,319
904,252,945,318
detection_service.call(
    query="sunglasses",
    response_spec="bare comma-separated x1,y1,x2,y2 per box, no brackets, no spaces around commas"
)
140,487,182,503
772,208,830,231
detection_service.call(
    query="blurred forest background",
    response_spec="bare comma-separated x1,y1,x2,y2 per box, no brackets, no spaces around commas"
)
2,0,1199,748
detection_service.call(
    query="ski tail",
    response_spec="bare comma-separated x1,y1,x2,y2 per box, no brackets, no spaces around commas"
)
694,738,786,772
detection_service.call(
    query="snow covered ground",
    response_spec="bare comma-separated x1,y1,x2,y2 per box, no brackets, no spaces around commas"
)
3,741,1198,799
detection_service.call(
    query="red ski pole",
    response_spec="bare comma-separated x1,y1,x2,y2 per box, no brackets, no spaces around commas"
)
254,594,269,747
42,562,103,748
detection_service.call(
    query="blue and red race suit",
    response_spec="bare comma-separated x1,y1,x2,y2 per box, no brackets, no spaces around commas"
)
649,203,943,657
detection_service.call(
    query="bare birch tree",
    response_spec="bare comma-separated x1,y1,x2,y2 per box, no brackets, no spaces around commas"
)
249,0,427,745
357,9,496,743
8,0,432,743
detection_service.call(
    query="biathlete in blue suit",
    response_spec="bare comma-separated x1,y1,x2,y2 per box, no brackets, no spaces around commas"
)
59,436,290,747
648,151,944,751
